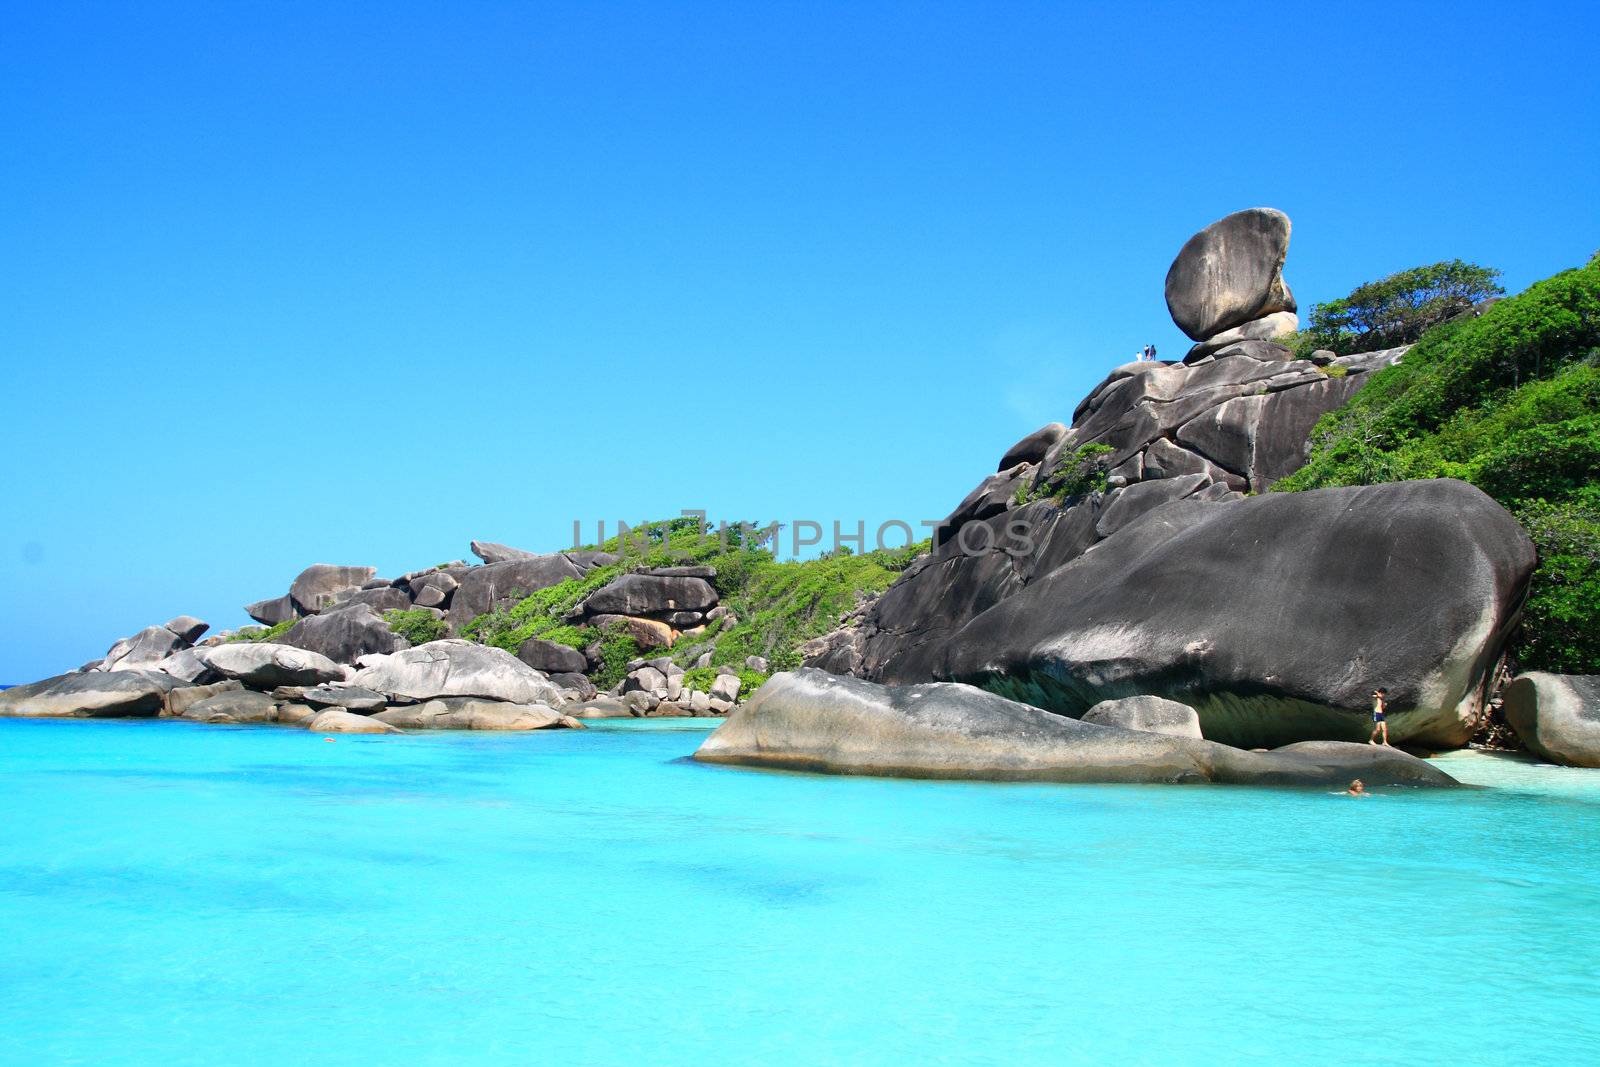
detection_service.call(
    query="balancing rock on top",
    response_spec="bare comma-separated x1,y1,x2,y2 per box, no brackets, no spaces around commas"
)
1165,208,1297,343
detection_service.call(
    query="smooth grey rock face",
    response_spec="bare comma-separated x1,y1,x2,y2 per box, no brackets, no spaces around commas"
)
165,680,245,717
329,586,413,614
300,684,387,712
550,672,598,701
695,669,1454,787
289,564,378,615
279,605,407,665
200,642,345,689
516,637,589,675
1183,311,1301,362
1082,695,1203,739
1165,208,1297,341
470,541,538,564
351,640,564,706
565,696,633,718
163,616,210,643
937,464,1034,546
0,670,180,718
153,647,218,685
1503,673,1600,767
709,673,742,703
942,480,1535,749
373,697,578,731
447,555,585,627
409,570,459,609
101,625,186,672
309,709,402,734
179,690,280,724
623,666,668,695
244,594,298,627
998,423,1068,472
1094,473,1210,539
581,574,718,617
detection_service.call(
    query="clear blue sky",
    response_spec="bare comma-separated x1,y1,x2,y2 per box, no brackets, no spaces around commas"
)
3,1,1596,680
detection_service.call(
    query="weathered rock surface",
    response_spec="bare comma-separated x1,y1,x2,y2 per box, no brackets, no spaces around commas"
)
587,614,675,650
1184,312,1301,362
289,564,378,614
163,616,210,643
166,679,245,717
516,637,589,675
581,574,717,617
811,341,1411,686
280,605,407,665
941,480,1534,749
1082,695,1204,739
470,541,537,564
0,670,180,718
350,640,564,705
101,625,186,672
153,647,217,685
1165,208,1296,341
373,698,580,731
309,709,402,734
244,594,297,627
200,643,346,689
300,684,387,712
447,555,586,626
329,586,413,615
1503,673,1600,768
178,690,281,724
998,423,1067,471
565,697,634,719
695,669,1454,787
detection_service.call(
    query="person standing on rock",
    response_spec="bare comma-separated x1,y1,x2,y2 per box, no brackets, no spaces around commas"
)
1368,688,1390,746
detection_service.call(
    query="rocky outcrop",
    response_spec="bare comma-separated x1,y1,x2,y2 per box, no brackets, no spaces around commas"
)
446,554,588,627
1081,696,1203,739
516,637,589,675
470,541,538,564
279,605,408,664
200,643,346,689
1164,207,1297,350
244,595,297,627
373,698,581,731
580,574,717,617
350,640,564,705
1503,673,1600,767
309,709,402,734
289,564,378,615
98,625,187,672
177,690,281,724
0,670,181,718
163,616,210,643
940,480,1534,749
695,669,1455,787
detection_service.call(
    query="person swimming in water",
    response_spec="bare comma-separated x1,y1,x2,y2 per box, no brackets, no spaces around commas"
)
1368,687,1390,746
1347,779,1368,796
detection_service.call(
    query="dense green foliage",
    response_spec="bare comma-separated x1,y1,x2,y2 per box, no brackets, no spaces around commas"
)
383,609,449,647
461,517,927,689
226,619,293,643
1291,259,1504,356
1016,443,1114,505
680,665,770,696
1275,255,1600,671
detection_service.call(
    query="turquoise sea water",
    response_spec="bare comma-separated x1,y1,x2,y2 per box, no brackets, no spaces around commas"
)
2,719,1598,1066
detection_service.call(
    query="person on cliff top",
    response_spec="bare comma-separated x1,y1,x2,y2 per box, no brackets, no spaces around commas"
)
1368,688,1390,746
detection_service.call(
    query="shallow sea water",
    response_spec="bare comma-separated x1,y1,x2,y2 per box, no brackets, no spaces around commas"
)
2,718,1597,1066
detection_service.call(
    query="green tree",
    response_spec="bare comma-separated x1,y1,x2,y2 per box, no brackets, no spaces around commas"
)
1303,259,1504,355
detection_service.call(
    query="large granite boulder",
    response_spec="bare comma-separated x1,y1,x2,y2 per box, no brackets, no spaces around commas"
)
373,698,581,731
299,684,387,712
1082,695,1203,739
1502,673,1600,767
581,574,717,617
244,594,298,626
998,423,1067,471
309,709,402,734
1165,208,1296,342
941,479,1535,749
328,586,413,614
0,670,180,718
152,647,219,685
515,637,588,675
100,625,187,672
289,564,378,614
350,640,564,705
166,680,245,717
200,642,346,688
447,555,586,626
409,571,459,609
470,541,537,564
163,616,210,643
695,669,1454,787
587,614,675,650
178,690,281,724
279,605,407,665
1184,311,1300,363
